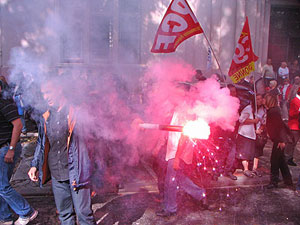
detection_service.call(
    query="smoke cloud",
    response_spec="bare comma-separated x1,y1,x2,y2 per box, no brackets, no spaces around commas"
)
3,1,240,189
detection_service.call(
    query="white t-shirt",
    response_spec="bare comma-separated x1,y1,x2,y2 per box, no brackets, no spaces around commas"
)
165,112,182,161
165,111,194,165
238,105,256,140
278,67,289,78
262,64,275,78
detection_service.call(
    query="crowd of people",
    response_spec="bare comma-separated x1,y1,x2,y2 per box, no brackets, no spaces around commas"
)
1,58,300,224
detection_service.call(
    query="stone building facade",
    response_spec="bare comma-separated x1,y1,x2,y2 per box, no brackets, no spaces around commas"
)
0,0,299,78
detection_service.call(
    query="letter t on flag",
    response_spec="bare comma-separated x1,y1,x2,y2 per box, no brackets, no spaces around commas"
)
228,17,258,83
151,0,203,53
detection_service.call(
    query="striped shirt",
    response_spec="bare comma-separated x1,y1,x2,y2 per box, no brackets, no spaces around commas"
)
0,97,20,146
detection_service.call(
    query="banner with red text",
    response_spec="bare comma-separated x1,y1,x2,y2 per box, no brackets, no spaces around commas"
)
228,17,258,83
151,0,203,53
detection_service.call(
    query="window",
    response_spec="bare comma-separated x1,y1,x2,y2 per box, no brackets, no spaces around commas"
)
89,0,113,62
60,0,86,63
60,0,141,64
118,0,141,64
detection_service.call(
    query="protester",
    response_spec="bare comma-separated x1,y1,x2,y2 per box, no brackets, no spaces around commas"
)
296,175,300,197
191,69,206,83
156,110,206,217
289,59,300,83
236,100,259,178
0,79,38,225
278,61,289,84
285,87,300,166
252,94,267,177
265,94,293,189
27,79,96,225
13,86,27,134
279,78,292,121
261,58,275,86
288,76,300,102
266,80,279,96
223,84,238,180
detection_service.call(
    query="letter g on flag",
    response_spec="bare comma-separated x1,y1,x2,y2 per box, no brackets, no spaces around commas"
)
151,0,203,53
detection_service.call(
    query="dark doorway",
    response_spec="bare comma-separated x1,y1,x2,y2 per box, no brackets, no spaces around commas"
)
268,6,300,71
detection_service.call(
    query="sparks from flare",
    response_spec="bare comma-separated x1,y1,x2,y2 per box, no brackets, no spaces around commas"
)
182,119,210,139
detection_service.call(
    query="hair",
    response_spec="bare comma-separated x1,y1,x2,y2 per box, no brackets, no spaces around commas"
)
294,76,300,85
264,94,278,109
269,80,277,88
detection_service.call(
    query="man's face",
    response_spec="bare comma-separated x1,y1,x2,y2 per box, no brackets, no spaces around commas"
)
257,95,263,106
267,59,272,65
41,82,60,107
281,62,287,68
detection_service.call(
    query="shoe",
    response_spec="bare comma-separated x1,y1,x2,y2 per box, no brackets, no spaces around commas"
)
243,170,254,178
225,172,237,180
0,220,13,225
295,190,300,197
15,209,38,225
287,159,297,166
156,209,176,217
265,183,278,189
252,170,262,177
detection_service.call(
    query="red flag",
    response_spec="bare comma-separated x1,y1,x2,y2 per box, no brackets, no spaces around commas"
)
228,17,258,83
151,0,203,53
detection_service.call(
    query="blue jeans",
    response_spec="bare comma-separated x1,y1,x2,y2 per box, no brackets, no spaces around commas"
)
0,143,33,221
297,175,300,191
163,159,206,213
51,177,95,225
225,141,237,173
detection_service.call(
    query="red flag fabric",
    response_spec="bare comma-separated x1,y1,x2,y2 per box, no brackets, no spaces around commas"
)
228,17,258,83
151,0,203,53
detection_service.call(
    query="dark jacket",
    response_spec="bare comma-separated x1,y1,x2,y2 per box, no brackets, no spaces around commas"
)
266,106,293,143
31,108,94,190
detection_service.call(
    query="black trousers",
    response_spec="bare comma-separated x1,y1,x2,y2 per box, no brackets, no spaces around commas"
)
270,143,292,185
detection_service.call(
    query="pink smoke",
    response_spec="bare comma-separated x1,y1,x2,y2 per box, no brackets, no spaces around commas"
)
143,58,240,132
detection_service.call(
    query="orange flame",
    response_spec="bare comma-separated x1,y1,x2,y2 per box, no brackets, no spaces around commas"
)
182,119,210,139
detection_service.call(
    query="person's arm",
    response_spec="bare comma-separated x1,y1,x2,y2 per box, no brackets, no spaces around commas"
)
28,118,45,182
243,118,259,125
4,118,22,163
261,65,266,77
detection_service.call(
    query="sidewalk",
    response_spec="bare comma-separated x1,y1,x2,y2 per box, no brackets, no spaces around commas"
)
10,136,300,225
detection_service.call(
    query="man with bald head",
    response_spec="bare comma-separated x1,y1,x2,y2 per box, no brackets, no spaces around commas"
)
28,79,96,225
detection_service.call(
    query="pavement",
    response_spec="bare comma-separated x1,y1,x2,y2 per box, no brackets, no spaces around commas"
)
8,133,300,225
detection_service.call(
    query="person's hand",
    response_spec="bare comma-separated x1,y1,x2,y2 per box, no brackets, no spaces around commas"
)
253,118,260,124
277,142,285,150
131,118,144,130
256,129,262,135
4,150,14,163
173,158,181,170
28,167,39,182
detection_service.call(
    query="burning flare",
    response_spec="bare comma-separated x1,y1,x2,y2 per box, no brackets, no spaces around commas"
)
138,118,210,140
182,119,210,139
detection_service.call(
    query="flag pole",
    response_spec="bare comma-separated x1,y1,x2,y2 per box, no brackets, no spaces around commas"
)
253,73,258,115
201,31,227,86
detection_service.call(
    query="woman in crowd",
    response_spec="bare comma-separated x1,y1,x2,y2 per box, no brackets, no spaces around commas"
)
252,94,267,177
236,100,259,178
264,94,293,189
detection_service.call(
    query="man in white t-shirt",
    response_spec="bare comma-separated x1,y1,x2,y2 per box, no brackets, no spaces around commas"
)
278,61,289,84
156,111,206,217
